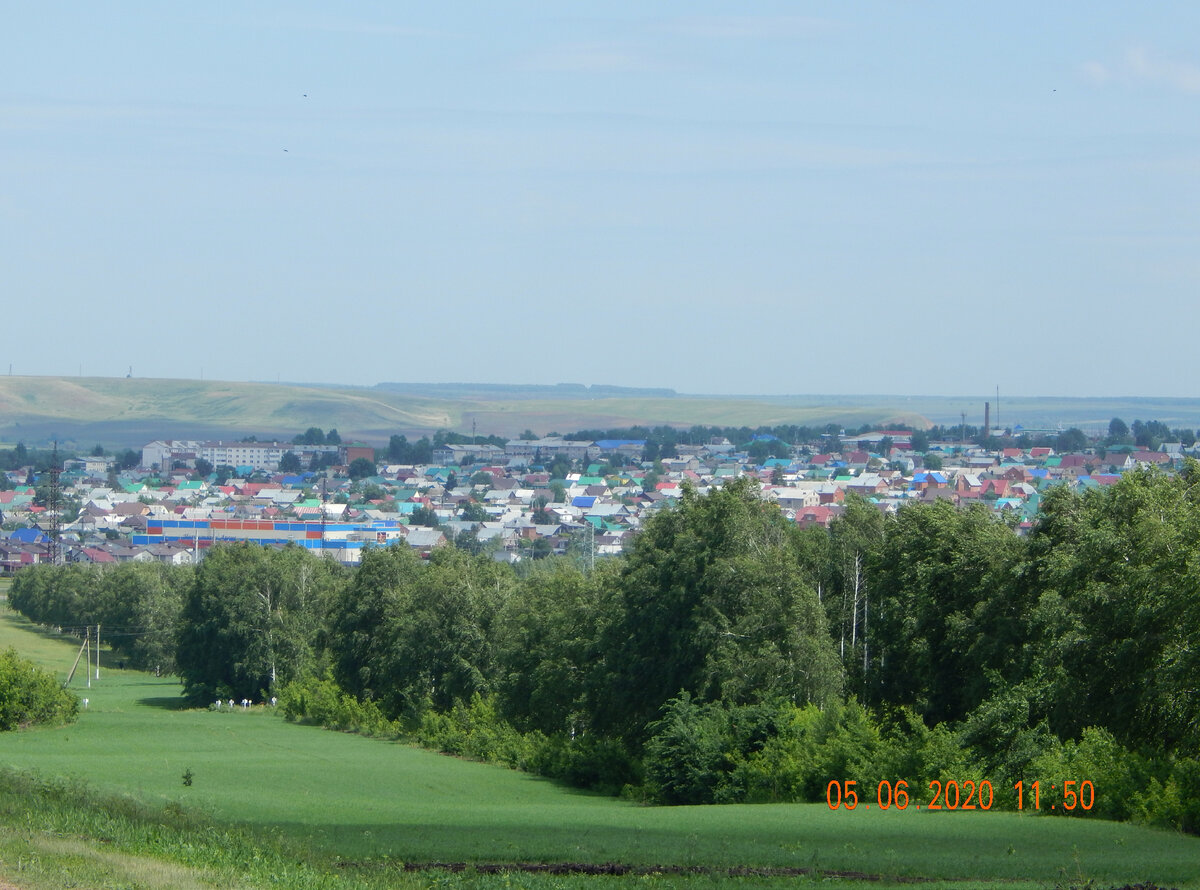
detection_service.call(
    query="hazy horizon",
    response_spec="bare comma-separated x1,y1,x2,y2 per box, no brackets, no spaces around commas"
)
7,4,1199,397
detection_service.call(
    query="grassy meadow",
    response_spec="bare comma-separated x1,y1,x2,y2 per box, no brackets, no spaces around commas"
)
0,600,1197,889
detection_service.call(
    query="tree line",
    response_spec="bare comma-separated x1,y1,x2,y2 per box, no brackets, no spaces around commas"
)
8,470,1200,830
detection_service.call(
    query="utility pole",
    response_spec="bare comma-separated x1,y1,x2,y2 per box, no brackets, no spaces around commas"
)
67,632,89,685
95,623,101,680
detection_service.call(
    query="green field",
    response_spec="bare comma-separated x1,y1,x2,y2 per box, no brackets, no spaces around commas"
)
0,603,1197,889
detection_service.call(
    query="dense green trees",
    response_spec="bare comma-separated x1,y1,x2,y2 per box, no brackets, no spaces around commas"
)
10,562,188,674
863,500,1023,724
1108,417,1131,445
386,435,432,464
90,562,188,674
594,478,840,740
821,494,884,684
347,457,376,480
176,544,342,702
1056,427,1089,452
9,467,1200,828
1016,468,1200,752
10,564,93,629
326,544,423,717
328,546,511,719
293,427,328,445
493,560,620,735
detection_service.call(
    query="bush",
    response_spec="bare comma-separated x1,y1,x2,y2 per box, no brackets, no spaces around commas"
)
643,693,733,804
644,697,893,805
415,694,532,768
959,684,1059,791
277,673,395,736
1170,757,1200,834
527,732,641,795
734,704,822,802
1030,726,1149,822
1131,755,1200,832
875,707,980,792
0,648,78,730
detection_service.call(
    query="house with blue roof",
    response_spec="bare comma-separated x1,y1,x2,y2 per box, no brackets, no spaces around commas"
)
9,528,47,544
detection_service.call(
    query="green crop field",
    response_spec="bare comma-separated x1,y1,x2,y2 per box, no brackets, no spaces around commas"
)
0,603,1196,890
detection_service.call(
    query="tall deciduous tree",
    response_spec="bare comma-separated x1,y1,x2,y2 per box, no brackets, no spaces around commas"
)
328,546,512,720
494,559,620,735
348,457,376,480
864,500,1023,725
593,477,840,741
1018,465,1200,752
93,562,189,674
176,543,341,702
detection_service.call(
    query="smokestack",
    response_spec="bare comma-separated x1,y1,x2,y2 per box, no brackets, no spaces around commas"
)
984,401,991,435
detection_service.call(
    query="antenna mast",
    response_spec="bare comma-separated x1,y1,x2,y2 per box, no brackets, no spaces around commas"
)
320,475,328,557
48,441,62,565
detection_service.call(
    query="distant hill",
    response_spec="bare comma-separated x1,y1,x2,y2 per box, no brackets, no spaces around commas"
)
3,375,1200,450
0,376,926,449
374,382,679,399
0,376,454,449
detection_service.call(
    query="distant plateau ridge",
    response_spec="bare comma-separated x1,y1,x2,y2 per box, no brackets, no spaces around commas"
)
2,375,1200,449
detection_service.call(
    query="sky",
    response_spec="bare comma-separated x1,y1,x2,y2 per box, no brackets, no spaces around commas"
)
4,3,1199,397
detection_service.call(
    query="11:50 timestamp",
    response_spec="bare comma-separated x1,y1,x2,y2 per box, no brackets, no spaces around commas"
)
826,779,1096,812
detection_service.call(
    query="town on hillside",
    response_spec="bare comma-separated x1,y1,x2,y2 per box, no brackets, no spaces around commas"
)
0,417,1190,571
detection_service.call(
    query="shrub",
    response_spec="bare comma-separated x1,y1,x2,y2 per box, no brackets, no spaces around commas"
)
526,732,641,794
277,673,395,736
1131,755,1200,832
1030,726,1149,822
734,704,822,802
643,693,733,805
644,697,889,805
0,648,78,730
875,707,980,792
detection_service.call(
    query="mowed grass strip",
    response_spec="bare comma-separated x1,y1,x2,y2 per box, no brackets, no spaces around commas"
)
0,604,1196,887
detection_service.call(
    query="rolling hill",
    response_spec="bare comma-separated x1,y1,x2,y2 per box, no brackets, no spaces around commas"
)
0,376,931,449
4,375,1200,450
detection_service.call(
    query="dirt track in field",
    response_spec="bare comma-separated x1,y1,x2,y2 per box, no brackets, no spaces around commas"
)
351,862,1181,889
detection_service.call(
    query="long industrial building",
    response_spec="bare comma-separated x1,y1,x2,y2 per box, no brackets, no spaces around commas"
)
131,517,410,563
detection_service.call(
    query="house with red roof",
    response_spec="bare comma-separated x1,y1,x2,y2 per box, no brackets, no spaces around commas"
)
793,505,839,529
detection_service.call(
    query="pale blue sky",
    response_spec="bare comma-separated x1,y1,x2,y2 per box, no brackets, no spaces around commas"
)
4,4,1199,397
